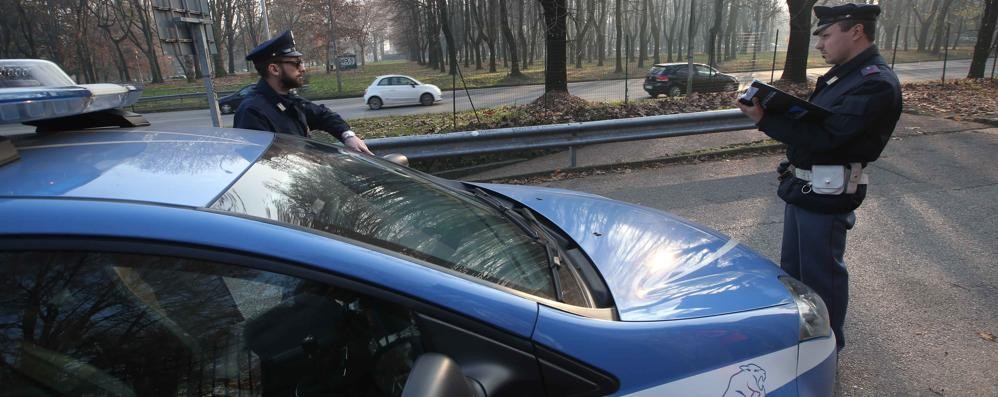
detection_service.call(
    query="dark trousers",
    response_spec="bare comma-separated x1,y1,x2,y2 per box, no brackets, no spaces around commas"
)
780,203,855,349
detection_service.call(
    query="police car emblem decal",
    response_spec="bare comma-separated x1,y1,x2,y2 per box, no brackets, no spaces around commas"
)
722,363,766,397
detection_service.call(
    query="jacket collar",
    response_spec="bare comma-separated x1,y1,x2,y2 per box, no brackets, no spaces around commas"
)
824,45,881,80
254,79,294,109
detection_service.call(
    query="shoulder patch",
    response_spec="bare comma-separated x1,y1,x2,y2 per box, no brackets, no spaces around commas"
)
861,65,880,76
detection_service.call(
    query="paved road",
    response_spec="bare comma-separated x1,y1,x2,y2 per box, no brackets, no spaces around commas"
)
3,58,992,136
534,119,998,396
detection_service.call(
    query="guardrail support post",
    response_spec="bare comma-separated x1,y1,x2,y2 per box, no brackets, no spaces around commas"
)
569,131,577,168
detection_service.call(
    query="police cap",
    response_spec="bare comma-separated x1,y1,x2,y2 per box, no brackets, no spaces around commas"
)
246,30,303,63
812,3,880,35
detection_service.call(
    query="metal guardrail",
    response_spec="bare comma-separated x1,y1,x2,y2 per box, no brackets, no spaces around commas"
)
136,91,235,103
366,109,756,160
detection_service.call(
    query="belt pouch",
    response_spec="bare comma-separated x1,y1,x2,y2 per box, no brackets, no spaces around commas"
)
810,165,846,195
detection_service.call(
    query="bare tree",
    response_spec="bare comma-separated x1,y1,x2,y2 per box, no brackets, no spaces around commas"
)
650,0,661,64
438,0,460,74
122,0,165,83
707,0,724,67
637,0,648,67
209,0,239,75
782,0,818,83
93,0,133,81
539,0,569,92
930,0,957,53
914,0,941,51
472,0,498,71
498,0,523,76
613,0,626,73
969,0,997,77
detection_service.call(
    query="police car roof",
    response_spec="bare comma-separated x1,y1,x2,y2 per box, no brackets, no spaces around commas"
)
1,127,272,207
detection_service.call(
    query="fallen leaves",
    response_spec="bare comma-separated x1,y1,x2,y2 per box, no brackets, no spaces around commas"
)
979,331,996,342
902,79,998,120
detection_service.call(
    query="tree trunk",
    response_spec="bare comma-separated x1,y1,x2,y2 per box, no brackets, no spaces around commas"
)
573,0,592,68
614,0,623,72
914,0,940,52
666,0,681,62
650,0,660,64
969,0,998,78
596,0,607,66
707,0,723,67
518,0,529,70
723,0,738,61
529,1,540,65
539,0,568,92
438,0,460,75
637,0,648,67
930,0,955,54
499,0,522,76
473,0,499,71
781,0,817,83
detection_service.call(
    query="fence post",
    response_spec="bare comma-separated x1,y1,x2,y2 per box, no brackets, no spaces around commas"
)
942,22,951,84
624,34,630,104
569,131,577,168
771,29,779,83
453,72,457,128
891,24,900,70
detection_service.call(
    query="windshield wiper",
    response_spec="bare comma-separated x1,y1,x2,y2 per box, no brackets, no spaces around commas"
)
468,186,564,301
470,187,538,239
518,206,565,302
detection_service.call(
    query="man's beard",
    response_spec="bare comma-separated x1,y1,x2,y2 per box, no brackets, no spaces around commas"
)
279,69,303,90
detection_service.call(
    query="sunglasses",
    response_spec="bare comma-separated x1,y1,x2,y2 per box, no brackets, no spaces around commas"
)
276,59,304,68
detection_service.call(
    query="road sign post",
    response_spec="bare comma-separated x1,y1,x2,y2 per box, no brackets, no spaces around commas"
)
176,17,223,128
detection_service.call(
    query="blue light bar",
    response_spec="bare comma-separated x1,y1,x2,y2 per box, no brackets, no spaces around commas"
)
0,59,144,125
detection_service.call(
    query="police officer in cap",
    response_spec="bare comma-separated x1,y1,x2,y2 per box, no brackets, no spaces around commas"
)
735,3,902,350
235,30,372,154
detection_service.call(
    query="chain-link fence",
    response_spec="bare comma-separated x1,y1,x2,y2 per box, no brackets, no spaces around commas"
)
131,27,994,119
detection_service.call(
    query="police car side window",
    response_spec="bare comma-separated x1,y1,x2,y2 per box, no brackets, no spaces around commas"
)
0,250,422,397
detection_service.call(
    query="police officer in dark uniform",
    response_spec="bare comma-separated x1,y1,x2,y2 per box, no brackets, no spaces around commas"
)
735,3,902,350
235,30,372,154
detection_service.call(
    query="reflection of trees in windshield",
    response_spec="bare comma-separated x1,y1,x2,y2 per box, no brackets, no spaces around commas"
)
213,138,556,300
0,252,268,395
124,131,264,175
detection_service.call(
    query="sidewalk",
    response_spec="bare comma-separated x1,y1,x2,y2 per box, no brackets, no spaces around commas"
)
464,112,995,181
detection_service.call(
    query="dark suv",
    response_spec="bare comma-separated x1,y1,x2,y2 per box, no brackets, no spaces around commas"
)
643,63,739,97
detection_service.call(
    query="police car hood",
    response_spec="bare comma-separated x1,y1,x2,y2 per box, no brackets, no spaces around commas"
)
476,183,791,321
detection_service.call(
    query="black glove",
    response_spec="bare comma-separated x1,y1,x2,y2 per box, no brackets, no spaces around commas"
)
776,160,792,181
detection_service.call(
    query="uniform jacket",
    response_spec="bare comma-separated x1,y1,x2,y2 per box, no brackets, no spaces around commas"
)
233,79,350,140
757,46,902,169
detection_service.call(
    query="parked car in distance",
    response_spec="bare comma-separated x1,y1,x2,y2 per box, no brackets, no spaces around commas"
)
644,63,740,97
364,75,442,110
218,84,255,114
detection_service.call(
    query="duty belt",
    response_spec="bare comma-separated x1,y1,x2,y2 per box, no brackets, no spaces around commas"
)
791,163,869,194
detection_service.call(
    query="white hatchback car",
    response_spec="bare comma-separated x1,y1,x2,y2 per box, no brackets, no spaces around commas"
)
363,75,442,110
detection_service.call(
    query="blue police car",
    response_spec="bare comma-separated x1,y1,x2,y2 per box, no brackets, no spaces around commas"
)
0,60,836,396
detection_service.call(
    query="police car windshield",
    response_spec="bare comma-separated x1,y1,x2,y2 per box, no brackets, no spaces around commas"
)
211,135,559,301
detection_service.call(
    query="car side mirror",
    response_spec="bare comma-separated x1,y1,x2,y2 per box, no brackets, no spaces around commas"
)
382,153,409,167
410,83,416,88
402,353,483,397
